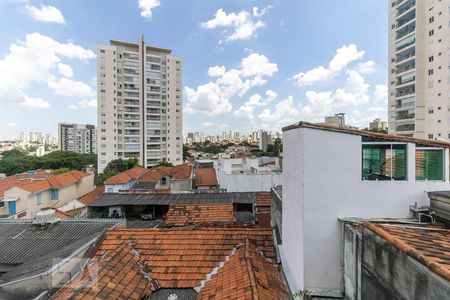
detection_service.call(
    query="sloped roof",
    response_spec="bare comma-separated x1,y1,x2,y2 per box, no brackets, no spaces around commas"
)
283,121,450,148
54,209,71,219
194,168,218,187
77,186,104,206
255,192,271,206
198,241,289,300
95,228,276,289
165,203,235,227
363,222,450,281
0,170,54,197
139,164,193,182
51,241,159,300
104,166,149,185
17,170,91,193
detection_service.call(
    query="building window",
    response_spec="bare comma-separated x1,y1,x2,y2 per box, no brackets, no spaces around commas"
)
36,193,42,205
362,144,407,181
415,148,444,180
50,189,59,200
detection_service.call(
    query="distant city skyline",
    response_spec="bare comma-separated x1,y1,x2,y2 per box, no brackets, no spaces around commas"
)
0,0,388,139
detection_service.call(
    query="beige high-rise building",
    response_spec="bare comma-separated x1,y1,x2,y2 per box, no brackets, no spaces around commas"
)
58,123,96,154
388,0,450,139
97,36,183,172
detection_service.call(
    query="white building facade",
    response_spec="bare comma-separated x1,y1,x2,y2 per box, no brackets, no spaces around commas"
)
388,0,450,138
97,35,182,172
281,122,450,297
58,123,96,154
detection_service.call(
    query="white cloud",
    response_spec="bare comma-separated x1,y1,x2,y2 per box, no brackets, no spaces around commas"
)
293,44,365,86
0,32,95,106
200,121,229,130
374,84,388,105
258,96,300,127
301,70,369,116
138,0,160,19
185,82,233,115
201,6,270,42
185,53,278,115
57,63,73,78
233,90,278,120
24,4,65,24
22,95,50,108
67,98,97,109
7,122,16,127
357,60,376,74
48,77,95,98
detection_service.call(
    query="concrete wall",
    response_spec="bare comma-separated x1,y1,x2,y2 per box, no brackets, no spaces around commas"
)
217,170,282,192
282,127,450,294
105,180,135,193
170,179,192,191
271,187,283,244
361,228,450,300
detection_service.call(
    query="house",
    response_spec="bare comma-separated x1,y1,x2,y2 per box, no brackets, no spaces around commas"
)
165,203,236,227
0,170,94,218
281,121,450,297
215,156,282,192
194,168,219,190
50,227,289,299
0,211,124,299
343,221,450,300
104,164,193,193
57,185,105,217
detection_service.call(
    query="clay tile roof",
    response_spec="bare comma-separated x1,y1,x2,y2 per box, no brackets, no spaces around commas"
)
51,241,159,300
198,241,289,300
104,166,149,185
94,228,276,289
54,209,71,219
255,192,271,206
363,222,450,282
17,170,91,193
165,203,235,227
194,168,218,187
77,186,105,206
283,121,450,148
138,164,193,182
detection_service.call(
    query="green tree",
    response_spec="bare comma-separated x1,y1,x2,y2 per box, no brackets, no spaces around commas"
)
155,161,174,167
94,158,139,186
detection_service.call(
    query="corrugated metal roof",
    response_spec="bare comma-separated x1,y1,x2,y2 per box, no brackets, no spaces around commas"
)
90,192,256,207
0,219,123,265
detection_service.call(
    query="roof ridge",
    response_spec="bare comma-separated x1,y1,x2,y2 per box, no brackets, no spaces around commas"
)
244,239,259,300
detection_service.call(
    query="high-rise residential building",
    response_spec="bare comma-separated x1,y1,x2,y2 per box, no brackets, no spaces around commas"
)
369,118,388,131
259,130,272,151
97,35,183,172
324,114,346,128
58,123,96,154
388,0,450,139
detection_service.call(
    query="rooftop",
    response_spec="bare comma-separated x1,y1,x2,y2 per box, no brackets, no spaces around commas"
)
77,185,105,206
363,222,450,282
255,192,271,206
165,203,235,227
283,121,450,148
90,192,256,207
194,168,218,187
104,166,149,185
0,170,54,197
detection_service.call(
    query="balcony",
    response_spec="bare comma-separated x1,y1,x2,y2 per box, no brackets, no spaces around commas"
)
395,84,415,98
396,109,415,120
396,59,415,74
396,123,415,132
396,34,415,51
396,72,415,86
397,0,415,17
396,47,415,64
397,9,415,28
396,96,415,108
396,21,415,40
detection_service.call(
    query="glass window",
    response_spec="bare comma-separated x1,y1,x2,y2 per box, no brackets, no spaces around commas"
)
415,149,444,180
362,144,407,180
51,189,59,200
36,193,42,205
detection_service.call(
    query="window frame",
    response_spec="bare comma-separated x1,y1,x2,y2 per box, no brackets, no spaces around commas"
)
50,189,59,201
36,192,42,205
361,142,408,181
415,147,445,181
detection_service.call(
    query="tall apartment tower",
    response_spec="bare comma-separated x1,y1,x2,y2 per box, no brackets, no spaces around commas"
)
97,36,183,172
58,123,96,154
388,0,450,139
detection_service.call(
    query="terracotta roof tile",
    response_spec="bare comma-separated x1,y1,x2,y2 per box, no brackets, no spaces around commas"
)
0,170,54,197
198,241,289,300
18,170,91,193
194,168,218,187
139,164,193,182
363,222,450,282
78,186,105,206
255,192,271,206
94,228,276,289
165,204,235,227
51,241,158,300
54,209,71,219
104,166,149,185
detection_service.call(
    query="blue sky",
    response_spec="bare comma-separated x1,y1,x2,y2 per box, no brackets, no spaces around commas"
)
0,0,388,139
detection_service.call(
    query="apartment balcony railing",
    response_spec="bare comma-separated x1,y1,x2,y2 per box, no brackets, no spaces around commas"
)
396,21,415,40
397,0,415,16
396,47,415,64
395,86,415,98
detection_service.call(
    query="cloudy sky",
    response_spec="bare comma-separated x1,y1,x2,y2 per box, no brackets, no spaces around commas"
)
0,0,388,139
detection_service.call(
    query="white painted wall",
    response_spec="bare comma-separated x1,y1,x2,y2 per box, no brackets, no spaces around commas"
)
105,180,135,193
217,169,282,192
282,127,450,293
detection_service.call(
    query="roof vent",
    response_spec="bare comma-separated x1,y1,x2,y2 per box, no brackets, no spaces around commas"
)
33,207,60,226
